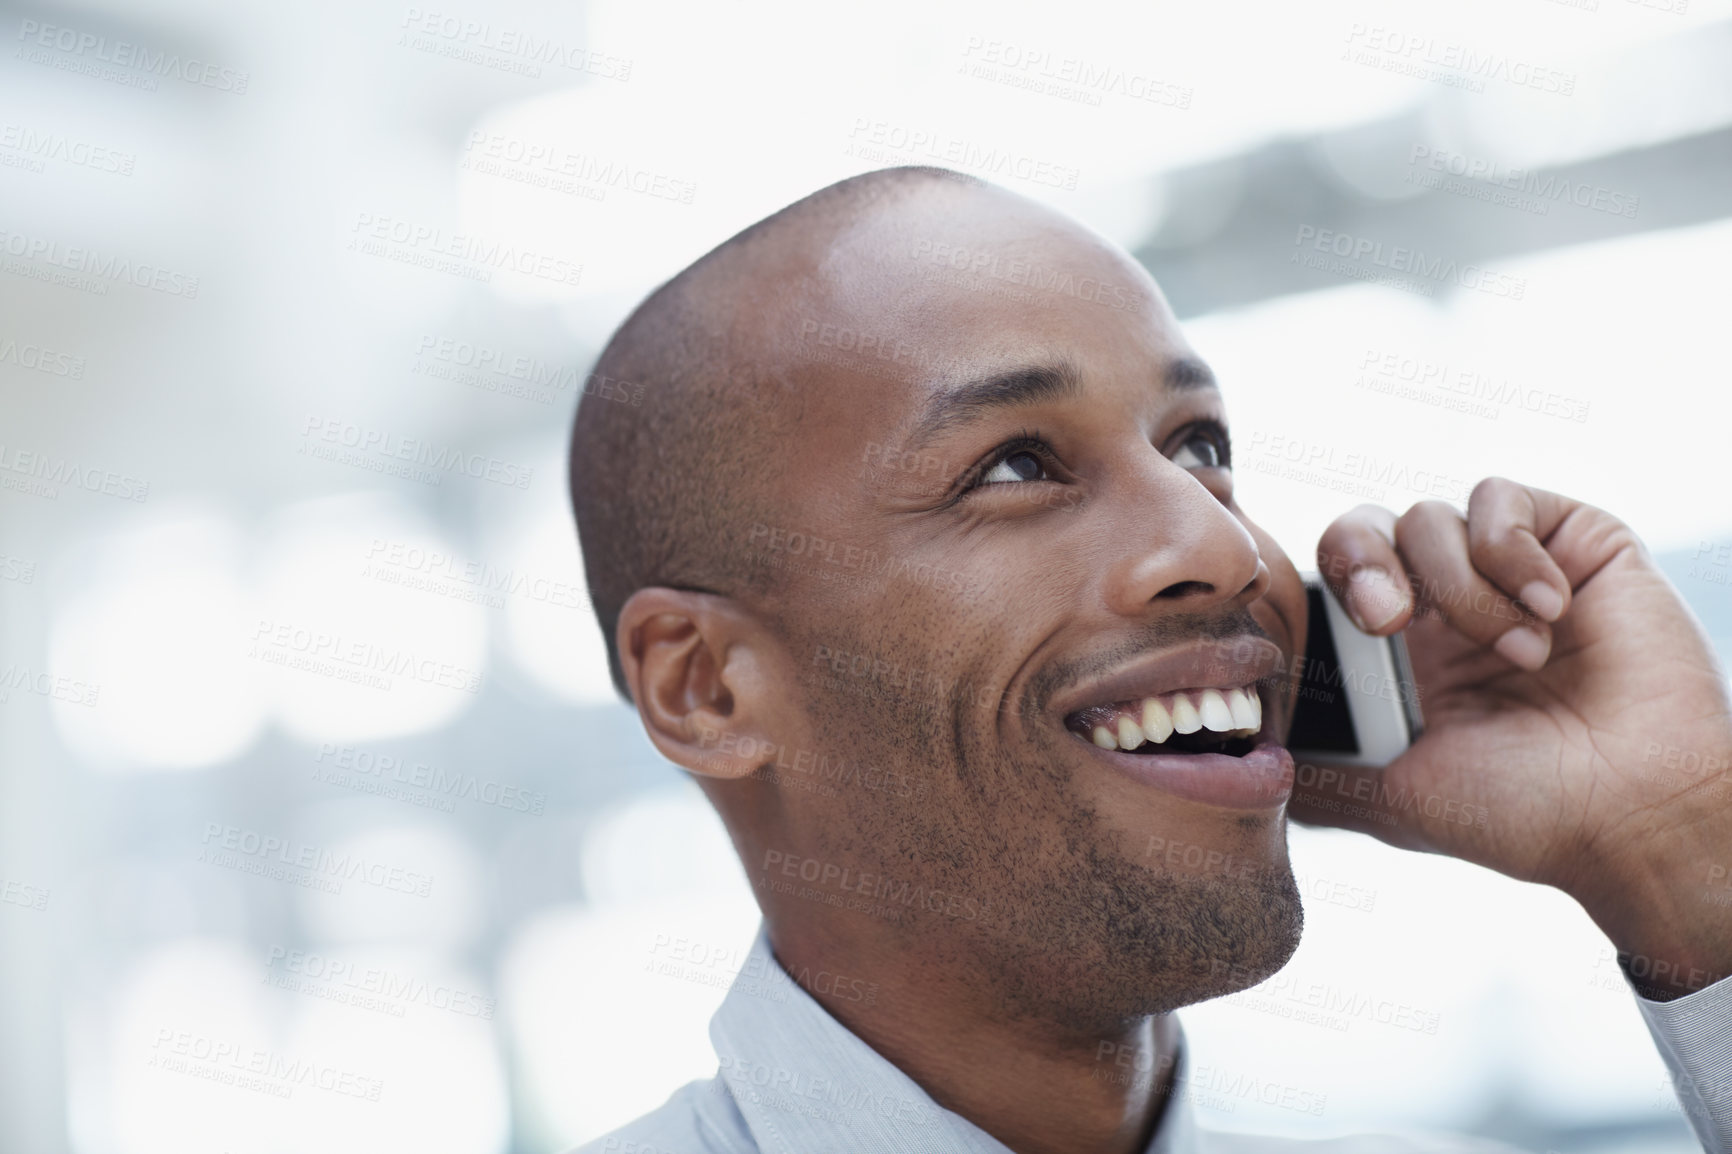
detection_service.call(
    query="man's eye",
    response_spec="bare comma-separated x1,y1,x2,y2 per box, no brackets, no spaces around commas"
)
981,449,1049,485
1172,433,1227,470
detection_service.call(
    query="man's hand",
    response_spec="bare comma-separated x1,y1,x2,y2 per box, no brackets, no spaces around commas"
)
1291,477,1732,999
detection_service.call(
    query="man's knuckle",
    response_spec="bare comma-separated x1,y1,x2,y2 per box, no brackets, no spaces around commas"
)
1470,476,1517,504
1400,501,1456,536
1474,526,1524,557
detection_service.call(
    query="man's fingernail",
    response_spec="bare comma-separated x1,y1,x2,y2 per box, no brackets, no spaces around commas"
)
1519,580,1564,623
1494,625,1550,671
1347,566,1407,632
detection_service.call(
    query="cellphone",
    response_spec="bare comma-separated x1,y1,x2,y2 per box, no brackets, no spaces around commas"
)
1285,574,1424,768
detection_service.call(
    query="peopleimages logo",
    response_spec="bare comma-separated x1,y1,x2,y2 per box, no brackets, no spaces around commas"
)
199,822,435,897
0,663,100,707
413,334,643,406
0,122,136,176
0,442,150,503
264,946,496,1019
248,618,486,695
1406,146,1639,219
909,239,1138,311
956,36,1193,110
348,212,583,287
362,538,584,610
148,1028,383,1101
0,874,50,911
1355,347,1590,424
397,8,632,81
312,742,547,815
1243,430,1476,505
299,415,535,490
845,119,1081,191
15,18,250,93
1292,226,1526,300
760,849,990,922
1342,23,1575,96
0,226,200,298
715,1054,936,1126
461,131,695,204
0,336,85,378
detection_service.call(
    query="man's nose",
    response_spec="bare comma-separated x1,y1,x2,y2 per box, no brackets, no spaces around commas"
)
1101,463,1269,618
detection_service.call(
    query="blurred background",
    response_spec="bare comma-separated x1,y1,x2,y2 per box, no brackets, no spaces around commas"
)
3,0,1731,1150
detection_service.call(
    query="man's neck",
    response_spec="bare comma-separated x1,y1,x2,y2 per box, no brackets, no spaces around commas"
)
767,921,1180,1154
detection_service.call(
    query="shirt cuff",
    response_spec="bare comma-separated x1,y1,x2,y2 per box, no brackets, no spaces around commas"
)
1634,970,1732,1154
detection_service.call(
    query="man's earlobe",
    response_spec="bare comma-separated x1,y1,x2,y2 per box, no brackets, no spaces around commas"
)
616,588,787,781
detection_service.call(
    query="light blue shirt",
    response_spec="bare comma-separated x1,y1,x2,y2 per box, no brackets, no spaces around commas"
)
574,925,1732,1154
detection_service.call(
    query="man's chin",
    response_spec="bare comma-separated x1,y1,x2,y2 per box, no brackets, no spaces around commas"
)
983,859,1305,1029
1178,887,1305,1005
1134,870,1305,1014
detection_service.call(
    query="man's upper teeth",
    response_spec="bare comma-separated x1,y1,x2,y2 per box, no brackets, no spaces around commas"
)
1088,686,1262,751
1228,686,1259,729
1197,689,1233,732
1170,693,1202,735
1141,697,1174,743
1117,716,1144,750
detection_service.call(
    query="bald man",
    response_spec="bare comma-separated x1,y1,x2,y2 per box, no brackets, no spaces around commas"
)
567,168,1732,1154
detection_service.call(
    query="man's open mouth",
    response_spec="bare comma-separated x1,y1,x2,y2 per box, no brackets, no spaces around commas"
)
1064,686,1263,759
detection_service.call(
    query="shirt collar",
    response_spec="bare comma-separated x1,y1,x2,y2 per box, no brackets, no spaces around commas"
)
708,924,1201,1154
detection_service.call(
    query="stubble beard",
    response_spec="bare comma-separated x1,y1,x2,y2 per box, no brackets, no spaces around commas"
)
792,641,1305,1036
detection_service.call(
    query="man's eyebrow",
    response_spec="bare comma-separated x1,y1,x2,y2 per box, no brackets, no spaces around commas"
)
902,355,1218,452
904,362,1081,451
1165,356,1218,392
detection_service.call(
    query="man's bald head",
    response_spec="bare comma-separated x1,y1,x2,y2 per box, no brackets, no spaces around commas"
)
570,165,986,700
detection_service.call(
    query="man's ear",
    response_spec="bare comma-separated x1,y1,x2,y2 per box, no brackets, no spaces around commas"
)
616,587,790,781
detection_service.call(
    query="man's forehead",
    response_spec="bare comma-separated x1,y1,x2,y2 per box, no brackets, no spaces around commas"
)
762,182,1209,469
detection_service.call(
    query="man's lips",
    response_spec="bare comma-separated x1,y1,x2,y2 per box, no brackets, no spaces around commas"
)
1047,634,1293,809
1084,741,1295,809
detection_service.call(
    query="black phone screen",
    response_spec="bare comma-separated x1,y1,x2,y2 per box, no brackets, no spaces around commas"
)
1286,583,1360,755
